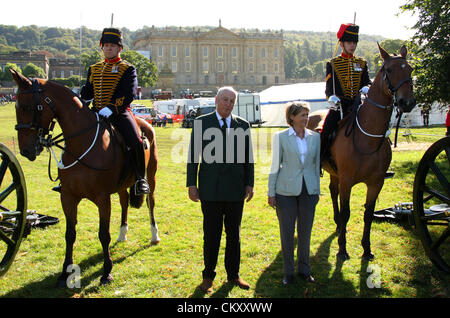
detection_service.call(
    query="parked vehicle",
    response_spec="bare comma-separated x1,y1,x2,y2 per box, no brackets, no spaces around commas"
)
132,106,173,126
233,93,263,127
181,105,216,128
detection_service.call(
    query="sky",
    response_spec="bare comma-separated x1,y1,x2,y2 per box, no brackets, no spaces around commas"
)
2,0,417,40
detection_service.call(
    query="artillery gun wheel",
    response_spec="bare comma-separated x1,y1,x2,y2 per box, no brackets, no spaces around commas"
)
413,137,449,273
0,143,27,277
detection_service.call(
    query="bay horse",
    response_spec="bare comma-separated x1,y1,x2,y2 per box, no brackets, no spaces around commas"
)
10,69,160,285
307,44,416,261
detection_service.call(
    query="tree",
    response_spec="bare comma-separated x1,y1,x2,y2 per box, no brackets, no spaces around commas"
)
80,49,102,73
1,63,21,81
400,0,450,105
22,63,46,78
284,45,300,78
121,50,158,88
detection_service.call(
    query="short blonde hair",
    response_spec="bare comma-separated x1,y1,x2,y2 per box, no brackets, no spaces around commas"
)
285,101,310,126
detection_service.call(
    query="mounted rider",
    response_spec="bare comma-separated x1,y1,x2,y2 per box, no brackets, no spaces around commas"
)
80,28,149,195
321,23,371,159
321,23,394,178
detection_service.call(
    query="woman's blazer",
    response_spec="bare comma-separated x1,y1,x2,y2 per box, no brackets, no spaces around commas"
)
268,128,320,197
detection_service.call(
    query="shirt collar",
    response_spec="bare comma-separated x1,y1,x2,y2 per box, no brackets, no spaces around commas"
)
104,57,121,64
341,52,354,59
288,126,311,138
215,111,231,126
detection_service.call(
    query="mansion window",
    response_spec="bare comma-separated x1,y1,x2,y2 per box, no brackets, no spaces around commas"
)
185,47,190,57
217,47,223,58
172,46,177,57
249,47,253,58
232,62,238,73
158,46,163,57
232,47,237,57
203,47,208,57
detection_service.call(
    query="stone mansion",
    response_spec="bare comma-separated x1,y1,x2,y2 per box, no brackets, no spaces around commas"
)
133,23,285,93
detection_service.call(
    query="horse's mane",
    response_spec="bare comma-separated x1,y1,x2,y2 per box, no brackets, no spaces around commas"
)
40,78,86,107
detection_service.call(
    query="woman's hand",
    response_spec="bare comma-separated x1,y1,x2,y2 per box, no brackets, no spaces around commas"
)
268,196,276,209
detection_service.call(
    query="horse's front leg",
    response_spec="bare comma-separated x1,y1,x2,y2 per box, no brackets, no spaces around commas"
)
117,190,129,242
361,182,384,261
96,194,113,284
57,193,80,288
329,175,340,232
337,181,351,261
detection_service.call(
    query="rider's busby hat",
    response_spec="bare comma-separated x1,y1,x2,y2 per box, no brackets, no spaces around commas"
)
100,28,123,47
337,23,359,42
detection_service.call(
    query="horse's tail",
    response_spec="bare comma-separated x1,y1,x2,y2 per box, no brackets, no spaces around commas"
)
129,188,145,208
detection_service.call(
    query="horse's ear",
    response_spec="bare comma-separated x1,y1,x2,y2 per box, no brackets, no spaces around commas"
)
399,45,408,59
377,42,391,61
9,69,32,88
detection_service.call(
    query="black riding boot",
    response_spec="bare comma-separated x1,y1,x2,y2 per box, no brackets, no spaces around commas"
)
133,146,150,195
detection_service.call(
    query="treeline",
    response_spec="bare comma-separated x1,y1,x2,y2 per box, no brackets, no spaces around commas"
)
0,25,134,58
0,24,403,80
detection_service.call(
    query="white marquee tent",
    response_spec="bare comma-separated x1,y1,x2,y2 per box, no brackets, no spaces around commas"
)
259,82,447,127
259,82,328,127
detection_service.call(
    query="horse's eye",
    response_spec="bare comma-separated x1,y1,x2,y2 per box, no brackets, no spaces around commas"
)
386,67,392,74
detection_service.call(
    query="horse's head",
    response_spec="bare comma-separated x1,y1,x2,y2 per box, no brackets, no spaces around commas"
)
10,69,56,161
378,43,416,113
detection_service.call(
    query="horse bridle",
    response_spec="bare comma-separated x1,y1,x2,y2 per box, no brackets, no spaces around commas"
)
14,79,112,175
367,56,413,111
15,79,57,143
353,56,414,153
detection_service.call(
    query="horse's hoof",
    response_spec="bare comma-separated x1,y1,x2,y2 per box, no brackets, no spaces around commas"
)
150,238,160,245
337,251,350,261
363,252,375,261
100,274,113,285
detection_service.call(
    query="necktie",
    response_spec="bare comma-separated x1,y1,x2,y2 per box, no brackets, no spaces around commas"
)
222,118,227,163
222,117,228,130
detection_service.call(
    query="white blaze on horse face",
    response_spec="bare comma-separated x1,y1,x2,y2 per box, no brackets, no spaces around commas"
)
401,64,406,69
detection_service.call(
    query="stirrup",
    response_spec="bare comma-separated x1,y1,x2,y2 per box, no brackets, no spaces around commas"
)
134,179,150,195
52,185,61,193
384,171,395,179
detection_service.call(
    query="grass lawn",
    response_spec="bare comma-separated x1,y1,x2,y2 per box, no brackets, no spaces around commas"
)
0,102,448,299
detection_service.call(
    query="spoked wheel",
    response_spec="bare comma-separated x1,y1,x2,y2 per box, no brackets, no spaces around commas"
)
413,137,449,274
0,143,27,277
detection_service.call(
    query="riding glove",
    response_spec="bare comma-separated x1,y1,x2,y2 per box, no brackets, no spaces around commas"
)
99,107,113,118
360,86,370,95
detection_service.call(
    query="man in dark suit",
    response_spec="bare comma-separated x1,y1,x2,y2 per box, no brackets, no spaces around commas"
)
187,86,254,293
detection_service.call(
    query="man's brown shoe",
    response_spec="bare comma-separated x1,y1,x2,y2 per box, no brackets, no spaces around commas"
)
200,278,213,293
229,277,250,290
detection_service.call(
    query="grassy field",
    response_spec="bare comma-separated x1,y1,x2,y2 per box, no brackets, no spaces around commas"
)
0,101,448,298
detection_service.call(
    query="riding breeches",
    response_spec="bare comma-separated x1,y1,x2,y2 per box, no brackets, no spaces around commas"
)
109,108,142,150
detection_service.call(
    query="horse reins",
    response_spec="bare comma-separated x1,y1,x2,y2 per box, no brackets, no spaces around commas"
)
15,79,116,180
354,56,413,152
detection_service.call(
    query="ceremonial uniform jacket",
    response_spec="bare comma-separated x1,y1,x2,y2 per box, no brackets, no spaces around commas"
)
81,57,138,115
325,54,371,108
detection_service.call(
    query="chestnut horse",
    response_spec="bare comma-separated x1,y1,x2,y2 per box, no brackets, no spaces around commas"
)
10,69,159,285
307,44,416,261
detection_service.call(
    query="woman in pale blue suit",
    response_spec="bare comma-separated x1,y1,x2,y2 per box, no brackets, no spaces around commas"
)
268,102,320,285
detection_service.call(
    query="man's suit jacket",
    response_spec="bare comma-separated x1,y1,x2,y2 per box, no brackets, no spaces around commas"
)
187,111,254,202
268,128,320,197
